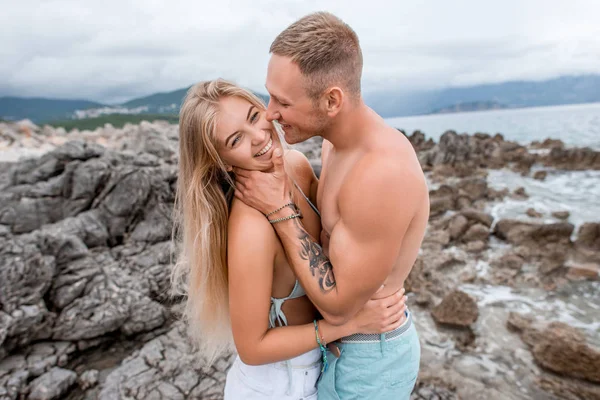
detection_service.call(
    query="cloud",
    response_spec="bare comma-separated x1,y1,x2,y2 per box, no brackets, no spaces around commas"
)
1,0,599,103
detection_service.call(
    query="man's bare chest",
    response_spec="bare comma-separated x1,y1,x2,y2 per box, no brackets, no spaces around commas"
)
316,153,356,237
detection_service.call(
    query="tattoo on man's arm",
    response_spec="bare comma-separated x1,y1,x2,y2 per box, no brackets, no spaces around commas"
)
294,219,336,293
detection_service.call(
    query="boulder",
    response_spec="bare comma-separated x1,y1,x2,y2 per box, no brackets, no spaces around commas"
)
530,322,600,383
98,323,234,400
431,290,479,328
551,211,570,220
533,170,547,181
448,215,469,240
492,254,524,271
28,367,77,400
576,223,600,250
462,223,489,242
494,219,574,246
459,209,494,227
526,208,543,218
512,186,529,199
543,146,600,170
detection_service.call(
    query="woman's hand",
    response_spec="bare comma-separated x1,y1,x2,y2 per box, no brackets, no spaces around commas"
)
347,288,408,335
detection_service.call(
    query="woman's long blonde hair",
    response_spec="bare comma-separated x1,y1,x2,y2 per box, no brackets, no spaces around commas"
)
171,79,270,364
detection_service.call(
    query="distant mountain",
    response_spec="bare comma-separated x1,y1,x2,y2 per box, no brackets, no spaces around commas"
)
121,87,190,113
0,97,105,122
2,74,599,123
365,74,600,117
122,86,270,114
430,100,508,114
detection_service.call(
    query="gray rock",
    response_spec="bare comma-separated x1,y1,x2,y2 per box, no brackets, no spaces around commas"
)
52,289,130,341
130,202,173,244
120,298,166,336
448,215,469,240
432,290,479,328
462,223,490,242
99,322,233,400
0,245,55,312
28,367,77,400
49,256,100,309
459,208,494,227
78,369,99,390
551,210,570,220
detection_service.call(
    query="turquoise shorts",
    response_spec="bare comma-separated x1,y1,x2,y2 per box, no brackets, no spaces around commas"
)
317,313,420,400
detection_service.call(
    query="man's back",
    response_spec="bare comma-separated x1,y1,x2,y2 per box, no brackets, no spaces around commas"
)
317,118,429,299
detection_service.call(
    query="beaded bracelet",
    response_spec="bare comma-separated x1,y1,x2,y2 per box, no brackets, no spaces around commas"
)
268,213,302,225
265,202,296,217
314,320,329,373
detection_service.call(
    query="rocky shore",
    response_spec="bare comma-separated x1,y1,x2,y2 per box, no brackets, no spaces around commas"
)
1,120,599,399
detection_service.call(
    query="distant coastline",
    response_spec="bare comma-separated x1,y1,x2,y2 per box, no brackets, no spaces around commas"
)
429,100,508,114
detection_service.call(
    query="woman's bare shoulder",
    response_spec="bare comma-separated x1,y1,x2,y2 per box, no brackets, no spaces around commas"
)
228,198,278,255
284,149,317,185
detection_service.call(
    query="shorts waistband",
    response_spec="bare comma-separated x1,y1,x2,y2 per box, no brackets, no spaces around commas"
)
339,310,412,343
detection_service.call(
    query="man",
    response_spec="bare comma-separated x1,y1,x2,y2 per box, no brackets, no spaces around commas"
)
233,12,429,400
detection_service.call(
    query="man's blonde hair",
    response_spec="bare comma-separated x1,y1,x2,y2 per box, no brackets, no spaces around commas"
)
270,12,363,100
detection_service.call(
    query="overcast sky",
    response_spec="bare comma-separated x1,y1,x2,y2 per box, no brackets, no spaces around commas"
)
1,0,599,104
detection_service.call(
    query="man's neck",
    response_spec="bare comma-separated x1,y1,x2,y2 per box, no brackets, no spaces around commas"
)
322,100,380,151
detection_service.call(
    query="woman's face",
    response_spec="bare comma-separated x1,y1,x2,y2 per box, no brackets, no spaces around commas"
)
214,96,282,172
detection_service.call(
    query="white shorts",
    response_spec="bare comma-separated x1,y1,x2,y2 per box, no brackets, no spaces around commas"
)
224,348,321,400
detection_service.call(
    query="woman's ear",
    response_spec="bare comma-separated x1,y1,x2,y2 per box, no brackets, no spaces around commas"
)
225,164,233,172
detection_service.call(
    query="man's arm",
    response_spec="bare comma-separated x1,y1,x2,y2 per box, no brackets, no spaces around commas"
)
269,155,424,324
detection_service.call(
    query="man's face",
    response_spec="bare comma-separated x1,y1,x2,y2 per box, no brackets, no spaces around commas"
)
265,54,328,144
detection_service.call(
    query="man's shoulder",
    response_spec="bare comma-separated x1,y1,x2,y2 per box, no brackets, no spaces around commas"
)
341,142,426,201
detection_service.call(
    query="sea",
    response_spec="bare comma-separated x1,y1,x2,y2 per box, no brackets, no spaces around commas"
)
385,102,600,231
385,102,600,353
385,101,600,149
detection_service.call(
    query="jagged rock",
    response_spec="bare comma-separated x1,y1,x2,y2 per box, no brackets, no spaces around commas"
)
565,263,599,281
410,378,457,399
431,290,479,328
466,240,487,253
429,197,454,218
530,322,600,383
0,241,55,313
492,254,524,270
537,375,600,400
98,322,234,400
431,253,465,270
543,146,600,170
459,209,494,227
526,208,543,218
78,369,99,390
539,252,567,275
28,367,77,400
506,312,533,333
512,186,529,199
552,210,570,220
494,219,574,246
406,130,436,153
461,223,489,242
448,215,469,240
576,223,600,250
533,170,547,181
422,229,451,247
456,178,488,201
531,138,564,149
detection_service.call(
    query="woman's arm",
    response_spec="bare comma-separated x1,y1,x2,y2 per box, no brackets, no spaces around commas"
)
228,201,338,365
228,201,407,366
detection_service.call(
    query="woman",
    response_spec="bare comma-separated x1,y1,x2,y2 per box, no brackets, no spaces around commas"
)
171,79,407,399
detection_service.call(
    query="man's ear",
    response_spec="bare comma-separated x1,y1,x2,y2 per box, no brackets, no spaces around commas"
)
324,87,343,117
